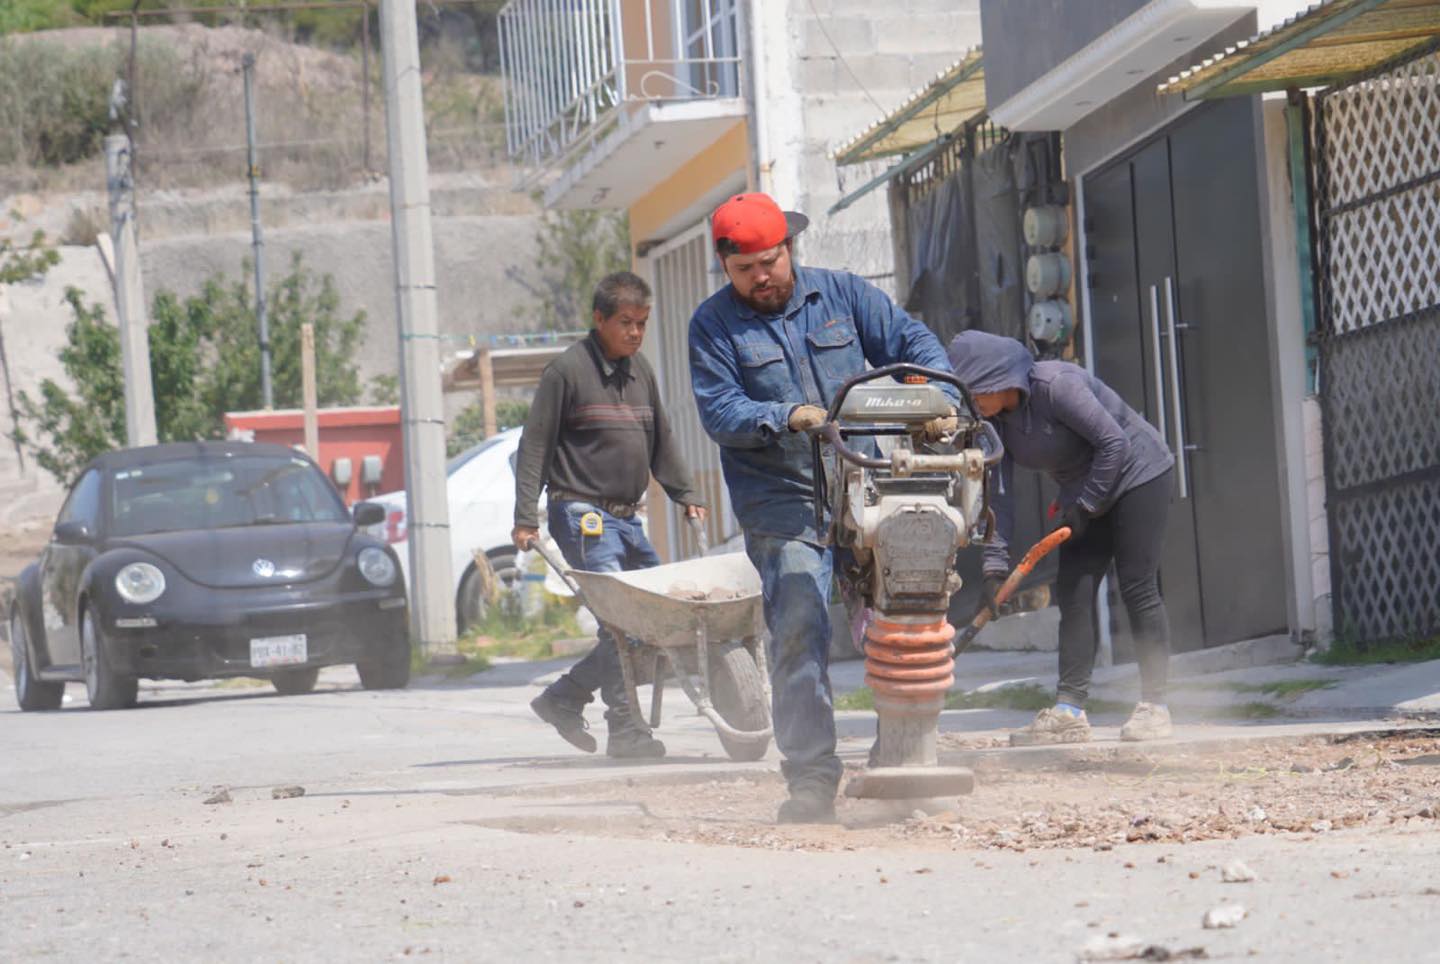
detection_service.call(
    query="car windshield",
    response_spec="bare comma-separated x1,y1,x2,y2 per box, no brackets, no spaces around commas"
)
445,434,509,477
109,455,348,536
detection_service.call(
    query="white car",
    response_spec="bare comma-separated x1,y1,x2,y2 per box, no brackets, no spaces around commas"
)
368,428,540,631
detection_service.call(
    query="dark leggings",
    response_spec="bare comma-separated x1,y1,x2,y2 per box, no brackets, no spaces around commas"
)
1055,469,1174,706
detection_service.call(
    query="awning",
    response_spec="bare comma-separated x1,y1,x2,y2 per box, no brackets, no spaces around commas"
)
442,335,586,393
832,49,986,166
1160,0,1440,99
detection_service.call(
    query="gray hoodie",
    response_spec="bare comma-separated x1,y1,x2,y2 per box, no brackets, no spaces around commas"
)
947,331,1173,574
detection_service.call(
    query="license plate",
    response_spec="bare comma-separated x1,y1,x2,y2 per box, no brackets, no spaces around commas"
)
250,634,307,668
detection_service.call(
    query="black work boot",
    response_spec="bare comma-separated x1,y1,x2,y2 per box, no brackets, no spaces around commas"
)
777,783,837,824
605,726,666,759
530,690,597,753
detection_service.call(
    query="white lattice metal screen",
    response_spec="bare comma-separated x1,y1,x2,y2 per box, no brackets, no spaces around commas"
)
1314,41,1440,644
650,226,732,559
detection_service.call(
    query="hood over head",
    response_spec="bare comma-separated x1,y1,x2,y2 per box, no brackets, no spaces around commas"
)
946,330,1035,401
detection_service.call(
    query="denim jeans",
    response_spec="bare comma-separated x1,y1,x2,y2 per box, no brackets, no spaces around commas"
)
545,500,661,730
743,533,844,794
1054,469,1175,706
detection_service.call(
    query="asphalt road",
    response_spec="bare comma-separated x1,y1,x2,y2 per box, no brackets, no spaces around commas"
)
5,663,1440,962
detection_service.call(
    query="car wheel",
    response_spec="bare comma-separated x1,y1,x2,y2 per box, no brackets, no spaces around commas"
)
80,607,138,711
357,636,411,690
10,606,63,711
457,550,520,633
271,667,320,696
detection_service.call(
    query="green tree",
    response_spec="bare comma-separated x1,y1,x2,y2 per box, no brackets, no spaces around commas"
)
508,209,630,331
446,397,529,457
13,253,380,484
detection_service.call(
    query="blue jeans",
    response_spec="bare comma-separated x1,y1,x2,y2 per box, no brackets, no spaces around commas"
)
545,500,661,730
744,533,844,793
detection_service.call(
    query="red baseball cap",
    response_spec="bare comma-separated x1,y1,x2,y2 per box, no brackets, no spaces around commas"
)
711,192,809,255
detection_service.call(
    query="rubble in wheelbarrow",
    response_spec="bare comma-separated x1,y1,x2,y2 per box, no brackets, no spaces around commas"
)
665,581,743,602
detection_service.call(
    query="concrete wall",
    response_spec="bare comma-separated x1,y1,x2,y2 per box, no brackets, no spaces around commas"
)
763,0,984,292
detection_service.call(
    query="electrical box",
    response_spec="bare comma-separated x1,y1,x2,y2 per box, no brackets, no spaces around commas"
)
361,454,384,487
331,457,353,487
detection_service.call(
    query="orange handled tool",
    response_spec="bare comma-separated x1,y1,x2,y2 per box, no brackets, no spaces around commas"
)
953,526,1072,656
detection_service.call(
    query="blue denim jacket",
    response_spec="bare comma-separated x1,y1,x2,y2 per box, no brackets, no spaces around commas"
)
689,266,957,543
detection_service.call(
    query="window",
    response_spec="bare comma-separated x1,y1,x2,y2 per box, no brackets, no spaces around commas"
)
678,0,739,98
58,470,102,529
110,456,348,536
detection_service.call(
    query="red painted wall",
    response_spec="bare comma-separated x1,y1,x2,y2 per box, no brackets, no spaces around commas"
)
223,406,404,505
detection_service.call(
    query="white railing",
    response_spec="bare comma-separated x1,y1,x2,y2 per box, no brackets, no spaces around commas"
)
499,0,742,171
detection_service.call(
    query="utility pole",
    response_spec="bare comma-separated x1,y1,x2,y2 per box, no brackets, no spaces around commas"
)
104,134,157,448
243,53,273,410
300,323,319,459
379,0,457,660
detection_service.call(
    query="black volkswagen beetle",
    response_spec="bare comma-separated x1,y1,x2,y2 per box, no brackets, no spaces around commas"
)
8,441,410,710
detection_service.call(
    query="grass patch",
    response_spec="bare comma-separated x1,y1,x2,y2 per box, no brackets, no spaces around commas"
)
834,688,875,711
457,596,584,664
213,677,268,690
1215,701,1282,720
1232,678,1339,698
1312,636,1440,666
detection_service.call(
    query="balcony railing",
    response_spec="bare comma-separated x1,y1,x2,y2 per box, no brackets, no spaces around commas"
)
499,0,742,173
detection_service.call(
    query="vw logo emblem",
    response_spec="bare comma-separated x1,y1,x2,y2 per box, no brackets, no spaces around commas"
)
252,558,276,578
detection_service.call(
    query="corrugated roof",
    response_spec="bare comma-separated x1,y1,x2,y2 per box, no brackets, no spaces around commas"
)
832,49,986,166
1160,0,1440,99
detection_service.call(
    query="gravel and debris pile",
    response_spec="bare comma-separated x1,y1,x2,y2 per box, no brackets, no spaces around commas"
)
473,733,1440,853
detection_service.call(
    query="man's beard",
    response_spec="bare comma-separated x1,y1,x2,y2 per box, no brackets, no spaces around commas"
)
735,274,795,315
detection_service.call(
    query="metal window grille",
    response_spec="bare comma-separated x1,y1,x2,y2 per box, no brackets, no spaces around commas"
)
649,225,734,560
1312,39,1440,644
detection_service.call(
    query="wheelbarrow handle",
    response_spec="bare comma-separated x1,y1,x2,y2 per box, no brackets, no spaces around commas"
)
686,512,710,557
529,538,585,602
954,526,1072,656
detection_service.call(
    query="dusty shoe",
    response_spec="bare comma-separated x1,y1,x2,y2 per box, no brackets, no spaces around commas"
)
1009,705,1092,746
606,728,666,759
1121,702,1173,742
530,692,597,753
777,787,837,824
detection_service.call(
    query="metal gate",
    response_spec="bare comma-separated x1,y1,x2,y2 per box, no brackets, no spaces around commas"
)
647,223,733,559
1313,40,1440,643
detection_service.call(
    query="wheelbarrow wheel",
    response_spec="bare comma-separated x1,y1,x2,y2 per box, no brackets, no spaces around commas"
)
708,641,770,762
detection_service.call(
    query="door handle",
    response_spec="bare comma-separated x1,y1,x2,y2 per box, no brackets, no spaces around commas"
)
1162,276,1190,500
1147,284,1168,445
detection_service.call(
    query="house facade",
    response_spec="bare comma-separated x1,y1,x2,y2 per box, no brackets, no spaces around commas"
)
498,0,983,559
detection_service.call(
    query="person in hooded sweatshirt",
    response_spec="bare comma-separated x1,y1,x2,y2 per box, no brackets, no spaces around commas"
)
947,330,1177,745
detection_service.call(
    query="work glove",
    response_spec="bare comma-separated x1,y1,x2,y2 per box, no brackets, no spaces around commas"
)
973,573,1006,622
788,404,827,432
919,409,960,443
1052,502,1091,541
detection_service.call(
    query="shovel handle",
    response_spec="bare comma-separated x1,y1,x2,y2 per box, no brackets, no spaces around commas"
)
954,526,1072,655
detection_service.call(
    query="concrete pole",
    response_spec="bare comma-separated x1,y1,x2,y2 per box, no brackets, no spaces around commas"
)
242,53,273,410
301,323,319,460
379,0,457,658
104,134,157,449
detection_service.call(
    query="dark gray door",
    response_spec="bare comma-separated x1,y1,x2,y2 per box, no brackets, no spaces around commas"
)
1083,98,1287,651
1167,97,1287,645
1085,151,1205,653
40,468,103,667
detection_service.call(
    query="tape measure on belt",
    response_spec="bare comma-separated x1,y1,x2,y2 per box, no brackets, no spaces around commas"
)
580,511,604,537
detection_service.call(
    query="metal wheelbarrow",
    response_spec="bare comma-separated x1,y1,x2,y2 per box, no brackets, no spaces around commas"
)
533,523,773,762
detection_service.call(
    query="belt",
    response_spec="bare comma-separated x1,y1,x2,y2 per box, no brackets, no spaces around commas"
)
548,489,642,519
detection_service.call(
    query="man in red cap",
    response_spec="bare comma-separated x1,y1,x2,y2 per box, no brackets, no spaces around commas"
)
689,192,960,823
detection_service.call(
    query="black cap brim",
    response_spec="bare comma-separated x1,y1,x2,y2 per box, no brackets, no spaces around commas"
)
785,211,810,239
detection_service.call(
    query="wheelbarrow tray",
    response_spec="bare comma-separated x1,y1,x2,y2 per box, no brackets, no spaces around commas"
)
564,552,764,649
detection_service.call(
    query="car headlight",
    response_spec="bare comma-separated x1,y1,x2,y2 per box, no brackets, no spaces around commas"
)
115,562,166,604
358,547,397,587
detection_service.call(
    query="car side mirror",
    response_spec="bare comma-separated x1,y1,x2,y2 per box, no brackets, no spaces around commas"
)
352,502,386,527
53,520,93,545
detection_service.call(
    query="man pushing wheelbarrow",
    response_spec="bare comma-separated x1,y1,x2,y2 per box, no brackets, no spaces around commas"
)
513,272,707,760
